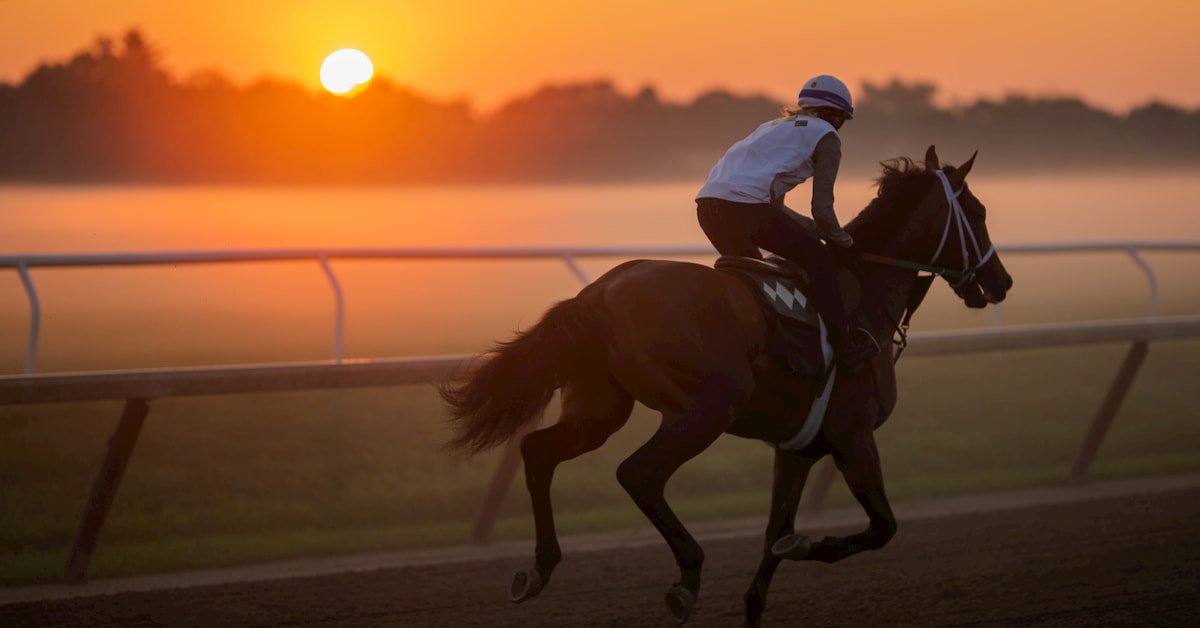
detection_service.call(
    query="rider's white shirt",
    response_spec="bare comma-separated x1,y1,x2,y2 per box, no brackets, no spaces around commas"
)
696,115,838,205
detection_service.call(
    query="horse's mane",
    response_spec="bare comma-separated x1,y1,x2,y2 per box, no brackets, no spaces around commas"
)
845,157,958,250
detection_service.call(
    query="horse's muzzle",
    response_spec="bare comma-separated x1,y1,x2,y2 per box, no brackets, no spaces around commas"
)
976,260,1013,305
958,282,989,308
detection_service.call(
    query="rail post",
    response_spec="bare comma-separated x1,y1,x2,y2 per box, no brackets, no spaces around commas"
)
1125,248,1159,318
562,253,591,285
318,254,345,362
66,398,151,582
17,261,40,373
1070,340,1150,483
800,456,839,512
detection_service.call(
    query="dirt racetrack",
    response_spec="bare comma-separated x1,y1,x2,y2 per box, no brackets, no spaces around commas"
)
5,483,1199,627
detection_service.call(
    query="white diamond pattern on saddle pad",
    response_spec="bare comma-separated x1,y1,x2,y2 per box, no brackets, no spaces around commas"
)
762,281,807,310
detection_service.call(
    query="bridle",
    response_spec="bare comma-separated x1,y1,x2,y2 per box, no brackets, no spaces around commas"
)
861,169,995,288
927,170,996,289
860,169,997,361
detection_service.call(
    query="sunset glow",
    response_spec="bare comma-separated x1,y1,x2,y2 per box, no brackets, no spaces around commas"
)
319,48,373,95
1,1,1198,112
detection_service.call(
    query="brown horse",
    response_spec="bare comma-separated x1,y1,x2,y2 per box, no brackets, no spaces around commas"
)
441,146,1013,626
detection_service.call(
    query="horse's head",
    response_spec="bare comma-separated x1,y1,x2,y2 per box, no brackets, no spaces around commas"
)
910,146,1013,308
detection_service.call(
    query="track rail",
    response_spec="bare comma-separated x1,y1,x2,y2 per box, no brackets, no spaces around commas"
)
4,241,1196,373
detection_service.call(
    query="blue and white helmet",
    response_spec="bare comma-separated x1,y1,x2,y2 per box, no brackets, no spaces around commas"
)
797,75,854,119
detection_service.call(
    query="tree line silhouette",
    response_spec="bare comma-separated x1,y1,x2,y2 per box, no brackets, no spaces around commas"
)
1,30,1196,184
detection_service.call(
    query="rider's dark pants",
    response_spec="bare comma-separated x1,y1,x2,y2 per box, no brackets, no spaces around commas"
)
696,196,849,347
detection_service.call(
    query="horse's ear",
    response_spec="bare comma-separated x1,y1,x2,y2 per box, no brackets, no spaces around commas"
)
924,145,940,171
947,150,978,187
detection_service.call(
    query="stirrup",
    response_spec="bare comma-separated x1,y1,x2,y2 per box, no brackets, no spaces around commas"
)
838,327,881,374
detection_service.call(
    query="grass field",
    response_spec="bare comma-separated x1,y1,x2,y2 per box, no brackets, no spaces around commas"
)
2,339,1198,587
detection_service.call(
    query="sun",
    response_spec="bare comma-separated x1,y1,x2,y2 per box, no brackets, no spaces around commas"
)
320,49,374,96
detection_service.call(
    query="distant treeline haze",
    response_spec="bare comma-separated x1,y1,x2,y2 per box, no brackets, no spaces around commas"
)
1,30,1197,183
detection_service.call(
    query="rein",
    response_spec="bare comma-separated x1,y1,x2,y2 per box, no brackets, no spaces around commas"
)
861,169,996,362
860,252,965,280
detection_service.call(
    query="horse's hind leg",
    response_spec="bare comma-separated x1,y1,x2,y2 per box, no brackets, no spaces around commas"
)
509,376,633,603
743,448,818,628
616,375,743,624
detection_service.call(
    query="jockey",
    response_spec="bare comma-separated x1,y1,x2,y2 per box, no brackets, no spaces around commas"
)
695,74,880,373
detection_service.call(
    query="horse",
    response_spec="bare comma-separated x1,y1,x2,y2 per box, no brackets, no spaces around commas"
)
441,146,1013,626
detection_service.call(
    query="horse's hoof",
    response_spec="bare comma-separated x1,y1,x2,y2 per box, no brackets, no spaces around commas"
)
770,533,812,560
508,568,544,603
665,583,697,624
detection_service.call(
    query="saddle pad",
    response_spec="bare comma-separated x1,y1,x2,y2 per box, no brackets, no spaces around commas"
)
714,256,819,327
714,255,837,452
714,256,824,377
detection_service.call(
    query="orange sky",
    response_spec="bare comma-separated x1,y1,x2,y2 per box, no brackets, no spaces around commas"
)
1,0,1197,113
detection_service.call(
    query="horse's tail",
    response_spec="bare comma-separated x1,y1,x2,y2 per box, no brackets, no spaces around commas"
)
441,296,601,455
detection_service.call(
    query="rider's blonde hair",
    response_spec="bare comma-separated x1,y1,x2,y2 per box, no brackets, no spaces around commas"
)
782,105,844,124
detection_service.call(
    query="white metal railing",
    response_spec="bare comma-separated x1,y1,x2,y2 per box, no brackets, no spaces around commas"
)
2,241,1198,374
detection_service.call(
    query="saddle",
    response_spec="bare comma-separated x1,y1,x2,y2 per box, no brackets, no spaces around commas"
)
714,255,861,379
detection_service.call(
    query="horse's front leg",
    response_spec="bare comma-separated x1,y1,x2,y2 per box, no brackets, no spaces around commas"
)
780,433,897,564
743,448,817,628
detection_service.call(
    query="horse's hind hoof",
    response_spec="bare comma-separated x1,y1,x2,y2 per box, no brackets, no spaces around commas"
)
665,583,697,624
770,534,812,560
508,568,545,603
